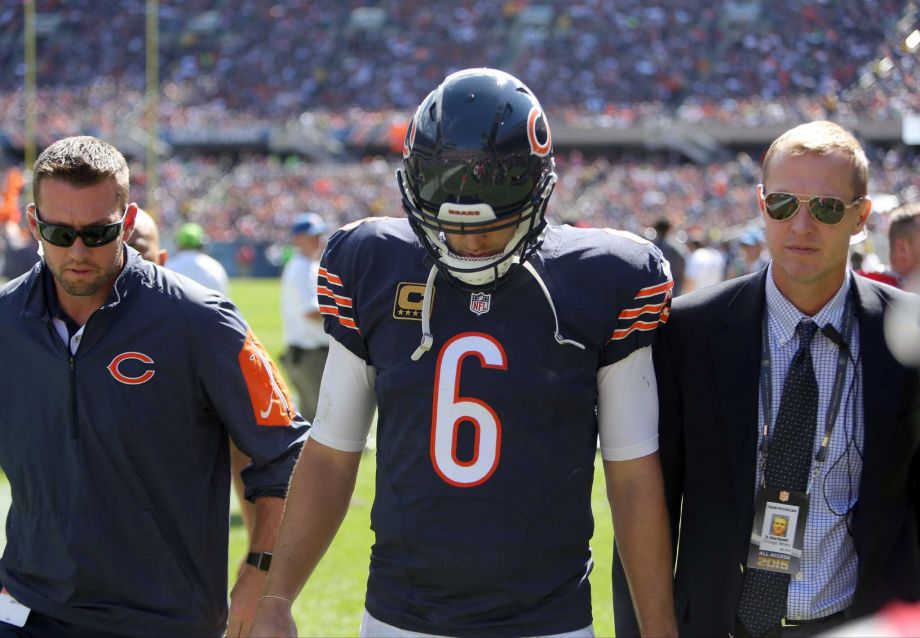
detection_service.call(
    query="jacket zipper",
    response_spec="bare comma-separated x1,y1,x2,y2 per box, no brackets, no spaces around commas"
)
69,355,79,439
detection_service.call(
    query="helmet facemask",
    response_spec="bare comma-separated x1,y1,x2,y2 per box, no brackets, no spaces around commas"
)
398,167,555,290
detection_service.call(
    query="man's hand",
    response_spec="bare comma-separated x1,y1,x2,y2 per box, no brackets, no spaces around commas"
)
227,496,286,637
247,595,297,638
226,566,267,638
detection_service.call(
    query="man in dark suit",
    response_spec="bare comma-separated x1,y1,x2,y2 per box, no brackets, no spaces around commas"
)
614,121,919,637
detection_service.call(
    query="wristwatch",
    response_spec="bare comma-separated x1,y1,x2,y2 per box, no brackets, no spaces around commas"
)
246,551,273,571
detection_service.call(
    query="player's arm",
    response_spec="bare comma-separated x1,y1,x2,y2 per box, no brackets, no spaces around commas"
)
226,495,285,637
248,338,376,638
599,347,677,638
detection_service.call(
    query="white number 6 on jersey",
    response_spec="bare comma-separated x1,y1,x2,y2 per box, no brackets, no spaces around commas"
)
431,332,506,487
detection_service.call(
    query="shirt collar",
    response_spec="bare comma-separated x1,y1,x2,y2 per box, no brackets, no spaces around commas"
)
765,263,851,347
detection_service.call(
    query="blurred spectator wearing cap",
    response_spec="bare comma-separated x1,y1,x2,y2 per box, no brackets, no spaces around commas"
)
652,217,688,296
279,212,329,422
167,222,230,296
726,228,768,280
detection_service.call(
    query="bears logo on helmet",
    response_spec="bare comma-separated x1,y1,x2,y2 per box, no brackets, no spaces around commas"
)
402,109,419,160
527,107,552,158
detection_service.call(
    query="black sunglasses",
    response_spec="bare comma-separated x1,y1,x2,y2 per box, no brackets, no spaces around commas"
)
762,191,864,226
34,208,127,247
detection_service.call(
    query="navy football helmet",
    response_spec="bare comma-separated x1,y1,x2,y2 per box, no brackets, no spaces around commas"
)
397,68,556,289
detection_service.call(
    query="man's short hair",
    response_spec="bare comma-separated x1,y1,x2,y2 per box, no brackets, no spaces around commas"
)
33,135,130,209
762,121,869,197
888,202,920,247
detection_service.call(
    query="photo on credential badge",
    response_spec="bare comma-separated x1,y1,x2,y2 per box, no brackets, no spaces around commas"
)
759,504,797,553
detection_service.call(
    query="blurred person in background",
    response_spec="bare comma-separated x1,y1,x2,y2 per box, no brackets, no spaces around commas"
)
726,228,768,279
167,222,229,296
682,230,726,293
885,203,920,288
652,217,688,296
126,207,167,266
279,212,329,423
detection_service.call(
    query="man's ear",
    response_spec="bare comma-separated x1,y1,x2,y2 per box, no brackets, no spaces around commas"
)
123,203,138,239
26,204,40,242
853,196,872,235
157,249,168,267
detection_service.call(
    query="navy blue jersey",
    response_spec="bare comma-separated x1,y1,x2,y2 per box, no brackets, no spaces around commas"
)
318,218,670,637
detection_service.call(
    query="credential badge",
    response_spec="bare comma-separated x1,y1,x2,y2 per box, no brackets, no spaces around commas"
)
470,292,491,316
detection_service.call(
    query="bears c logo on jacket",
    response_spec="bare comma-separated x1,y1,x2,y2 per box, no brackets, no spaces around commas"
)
107,352,156,385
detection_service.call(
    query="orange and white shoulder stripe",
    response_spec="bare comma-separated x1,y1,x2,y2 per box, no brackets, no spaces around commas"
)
609,279,673,342
318,267,358,332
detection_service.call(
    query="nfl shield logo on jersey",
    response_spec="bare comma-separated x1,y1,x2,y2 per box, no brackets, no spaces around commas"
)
469,292,491,316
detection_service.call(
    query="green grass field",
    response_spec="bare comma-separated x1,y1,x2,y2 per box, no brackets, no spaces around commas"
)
0,278,617,637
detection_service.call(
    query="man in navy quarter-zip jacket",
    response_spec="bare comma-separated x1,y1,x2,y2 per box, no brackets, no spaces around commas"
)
0,136,307,638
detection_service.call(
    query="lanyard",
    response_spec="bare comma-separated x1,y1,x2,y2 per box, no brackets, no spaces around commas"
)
757,293,854,492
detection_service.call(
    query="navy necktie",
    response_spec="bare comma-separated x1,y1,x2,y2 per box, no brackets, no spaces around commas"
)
737,321,819,637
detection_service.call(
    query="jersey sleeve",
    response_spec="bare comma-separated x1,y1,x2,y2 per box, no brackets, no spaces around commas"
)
597,346,659,461
307,337,377,452
601,232,673,366
317,222,370,362
193,292,308,499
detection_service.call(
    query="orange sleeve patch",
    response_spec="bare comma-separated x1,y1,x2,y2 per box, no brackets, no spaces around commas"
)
237,328,296,426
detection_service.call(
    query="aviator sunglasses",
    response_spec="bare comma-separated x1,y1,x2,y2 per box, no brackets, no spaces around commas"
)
761,189,865,226
33,207,127,247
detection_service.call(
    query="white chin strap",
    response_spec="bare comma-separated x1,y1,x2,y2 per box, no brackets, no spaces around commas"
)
422,219,533,287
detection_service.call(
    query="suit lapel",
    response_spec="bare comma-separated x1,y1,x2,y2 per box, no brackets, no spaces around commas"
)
710,271,766,523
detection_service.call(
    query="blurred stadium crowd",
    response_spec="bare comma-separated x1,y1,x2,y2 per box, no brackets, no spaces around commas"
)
2,0,918,126
1,0,920,277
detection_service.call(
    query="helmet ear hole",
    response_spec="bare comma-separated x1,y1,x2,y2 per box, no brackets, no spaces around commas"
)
399,68,555,289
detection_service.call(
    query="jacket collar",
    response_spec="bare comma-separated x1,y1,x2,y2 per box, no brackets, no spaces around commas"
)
21,246,143,321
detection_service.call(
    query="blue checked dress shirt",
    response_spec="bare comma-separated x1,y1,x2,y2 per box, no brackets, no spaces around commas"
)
755,266,863,620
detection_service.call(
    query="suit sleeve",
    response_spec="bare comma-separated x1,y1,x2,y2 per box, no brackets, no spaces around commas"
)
601,236,673,366
654,318,685,556
195,292,308,500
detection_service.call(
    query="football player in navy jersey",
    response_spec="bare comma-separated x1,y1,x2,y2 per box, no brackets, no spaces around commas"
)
250,69,677,638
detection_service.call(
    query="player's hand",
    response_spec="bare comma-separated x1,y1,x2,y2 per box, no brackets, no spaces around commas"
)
247,595,297,638
226,565,267,638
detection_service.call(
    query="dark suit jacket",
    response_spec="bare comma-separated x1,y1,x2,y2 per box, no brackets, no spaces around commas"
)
613,270,920,637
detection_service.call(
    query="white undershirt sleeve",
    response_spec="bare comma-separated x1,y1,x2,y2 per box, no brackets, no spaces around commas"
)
306,337,377,452
597,345,659,461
